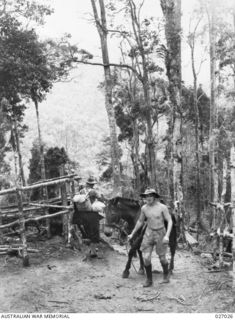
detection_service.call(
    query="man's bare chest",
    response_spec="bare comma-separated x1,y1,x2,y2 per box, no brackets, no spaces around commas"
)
144,205,164,220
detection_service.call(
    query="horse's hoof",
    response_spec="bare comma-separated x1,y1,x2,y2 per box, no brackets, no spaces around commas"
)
160,278,170,284
143,280,153,287
122,270,129,278
137,269,145,275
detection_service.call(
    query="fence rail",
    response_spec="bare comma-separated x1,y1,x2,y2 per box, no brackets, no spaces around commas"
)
0,174,76,266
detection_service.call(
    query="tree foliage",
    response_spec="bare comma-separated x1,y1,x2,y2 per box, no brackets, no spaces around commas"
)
0,15,76,103
0,0,53,25
28,142,70,199
28,143,69,184
96,136,122,181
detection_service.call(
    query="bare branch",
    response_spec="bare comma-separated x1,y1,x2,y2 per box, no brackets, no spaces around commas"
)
74,59,142,81
138,0,145,22
99,0,107,32
90,0,103,35
107,29,129,36
196,56,207,76
193,16,202,35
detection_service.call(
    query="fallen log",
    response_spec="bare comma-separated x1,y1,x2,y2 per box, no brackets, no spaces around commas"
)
185,231,198,245
201,251,232,258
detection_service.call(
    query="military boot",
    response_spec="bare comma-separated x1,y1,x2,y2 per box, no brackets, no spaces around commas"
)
160,262,169,284
143,264,153,287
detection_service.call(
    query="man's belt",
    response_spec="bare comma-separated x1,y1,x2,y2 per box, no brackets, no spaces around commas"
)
147,226,165,231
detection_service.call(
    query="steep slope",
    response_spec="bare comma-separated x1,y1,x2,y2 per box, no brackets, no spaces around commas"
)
22,65,109,177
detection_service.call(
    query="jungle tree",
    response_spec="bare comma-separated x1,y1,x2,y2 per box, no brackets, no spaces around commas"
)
78,0,164,190
0,99,11,180
0,0,52,183
0,16,34,184
112,66,169,192
113,72,145,192
99,0,165,188
187,10,207,234
0,12,77,182
160,0,183,204
90,0,122,193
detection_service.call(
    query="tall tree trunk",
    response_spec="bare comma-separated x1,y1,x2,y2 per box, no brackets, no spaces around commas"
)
130,120,141,193
91,0,121,193
160,0,182,203
231,7,235,276
143,86,157,187
188,26,201,238
12,111,26,186
128,0,156,187
34,98,50,237
221,159,227,204
208,4,219,234
194,90,201,239
208,3,218,205
230,145,235,275
34,99,47,184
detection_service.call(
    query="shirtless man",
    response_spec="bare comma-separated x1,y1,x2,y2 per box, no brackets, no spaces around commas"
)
128,188,172,287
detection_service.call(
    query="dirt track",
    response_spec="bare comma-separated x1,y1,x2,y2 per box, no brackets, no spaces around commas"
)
0,236,234,313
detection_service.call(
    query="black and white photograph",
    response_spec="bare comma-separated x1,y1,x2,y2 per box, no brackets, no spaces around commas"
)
0,0,234,315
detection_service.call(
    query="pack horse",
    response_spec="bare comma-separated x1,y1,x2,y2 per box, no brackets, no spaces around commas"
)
104,197,177,278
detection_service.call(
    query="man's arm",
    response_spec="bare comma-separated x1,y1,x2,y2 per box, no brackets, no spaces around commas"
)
128,209,146,240
162,205,173,242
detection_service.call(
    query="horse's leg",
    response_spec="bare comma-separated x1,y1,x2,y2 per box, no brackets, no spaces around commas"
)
169,242,176,273
122,247,135,278
137,249,145,275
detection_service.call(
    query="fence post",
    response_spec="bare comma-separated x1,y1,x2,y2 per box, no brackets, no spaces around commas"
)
67,178,75,246
60,166,68,241
43,188,51,238
16,188,29,267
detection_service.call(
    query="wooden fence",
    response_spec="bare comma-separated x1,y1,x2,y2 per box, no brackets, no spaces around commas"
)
0,174,80,266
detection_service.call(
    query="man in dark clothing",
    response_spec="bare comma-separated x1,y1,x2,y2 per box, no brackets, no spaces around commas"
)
79,177,100,204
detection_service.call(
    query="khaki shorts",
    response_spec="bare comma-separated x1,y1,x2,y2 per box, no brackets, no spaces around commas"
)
140,227,167,260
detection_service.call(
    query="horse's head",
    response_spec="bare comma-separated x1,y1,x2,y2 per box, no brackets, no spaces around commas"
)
104,197,140,237
103,197,121,236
